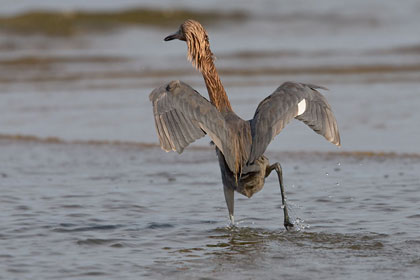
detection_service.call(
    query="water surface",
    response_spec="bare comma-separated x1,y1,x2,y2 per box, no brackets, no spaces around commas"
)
1,139,420,279
1,1,420,279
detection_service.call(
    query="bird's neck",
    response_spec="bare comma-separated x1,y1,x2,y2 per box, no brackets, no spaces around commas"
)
201,57,233,113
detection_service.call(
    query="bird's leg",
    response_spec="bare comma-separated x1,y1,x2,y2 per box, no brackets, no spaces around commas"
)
223,185,235,225
266,162,294,230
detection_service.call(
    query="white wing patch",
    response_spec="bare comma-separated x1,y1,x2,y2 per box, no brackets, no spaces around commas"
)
297,98,306,116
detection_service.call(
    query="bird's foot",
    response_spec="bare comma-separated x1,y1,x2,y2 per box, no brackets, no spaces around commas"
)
284,220,294,231
229,214,235,226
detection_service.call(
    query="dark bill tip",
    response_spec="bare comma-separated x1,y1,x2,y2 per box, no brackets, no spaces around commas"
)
164,32,179,41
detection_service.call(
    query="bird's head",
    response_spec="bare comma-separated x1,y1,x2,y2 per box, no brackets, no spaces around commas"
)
164,19,213,71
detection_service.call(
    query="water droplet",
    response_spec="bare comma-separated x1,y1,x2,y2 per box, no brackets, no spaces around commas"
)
336,182,340,186
337,162,341,166
325,172,329,176
280,205,285,209
293,217,310,231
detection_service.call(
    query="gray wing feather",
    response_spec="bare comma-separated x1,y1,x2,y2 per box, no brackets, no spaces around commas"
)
295,84,341,145
249,81,340,163
149,80,228,156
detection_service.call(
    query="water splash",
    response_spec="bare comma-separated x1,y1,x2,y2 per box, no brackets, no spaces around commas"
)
293,217,310,231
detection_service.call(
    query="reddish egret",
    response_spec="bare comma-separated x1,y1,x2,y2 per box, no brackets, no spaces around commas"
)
150,20,340,229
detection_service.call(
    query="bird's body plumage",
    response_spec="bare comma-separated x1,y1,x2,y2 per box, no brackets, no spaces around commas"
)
150,20,340,228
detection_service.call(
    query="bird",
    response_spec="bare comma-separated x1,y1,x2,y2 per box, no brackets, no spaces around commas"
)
149,19,340,229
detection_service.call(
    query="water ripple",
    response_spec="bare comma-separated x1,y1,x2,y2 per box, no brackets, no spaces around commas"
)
53,224,122,233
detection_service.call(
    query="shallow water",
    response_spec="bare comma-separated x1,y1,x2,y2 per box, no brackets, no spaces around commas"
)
1,139,420,279
1,1,420,153
1,0,420,279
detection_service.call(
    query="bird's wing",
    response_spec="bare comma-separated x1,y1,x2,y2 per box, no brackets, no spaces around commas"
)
150,80,231,159
249,81,341,163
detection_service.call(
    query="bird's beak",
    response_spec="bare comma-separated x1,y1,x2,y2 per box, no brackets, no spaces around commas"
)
164,30,184,41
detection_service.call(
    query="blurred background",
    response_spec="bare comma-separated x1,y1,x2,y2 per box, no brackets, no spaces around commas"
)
2,2,420,279
1,0,420,154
